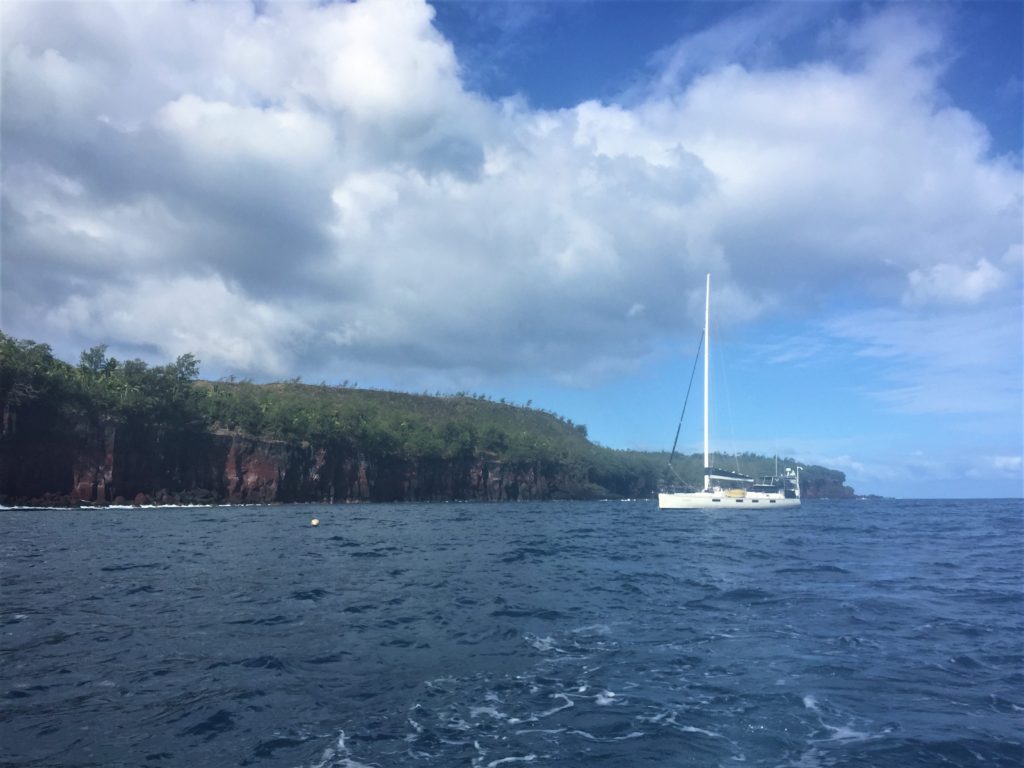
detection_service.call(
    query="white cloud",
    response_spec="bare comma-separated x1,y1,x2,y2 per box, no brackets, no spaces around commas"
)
809,453,900,483
963,456,1023,496
649,3,820,93
905,259,1005,305
156,95,336,167
989,456,1022,475
45,274,307,376
310,0,460,119
1,0,1020,393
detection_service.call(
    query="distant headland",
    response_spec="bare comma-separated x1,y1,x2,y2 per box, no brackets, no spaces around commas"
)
0,333,855,507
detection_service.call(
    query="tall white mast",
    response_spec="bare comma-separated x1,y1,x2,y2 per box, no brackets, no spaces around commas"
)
703,273,710,491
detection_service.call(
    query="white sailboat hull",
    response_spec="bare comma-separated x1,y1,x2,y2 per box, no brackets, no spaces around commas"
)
658,491,801,509
658,274,802,511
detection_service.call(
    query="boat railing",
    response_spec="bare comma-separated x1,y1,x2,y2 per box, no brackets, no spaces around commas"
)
659,483,701,494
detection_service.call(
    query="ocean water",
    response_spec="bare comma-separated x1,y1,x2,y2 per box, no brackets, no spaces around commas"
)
1,499,1021,767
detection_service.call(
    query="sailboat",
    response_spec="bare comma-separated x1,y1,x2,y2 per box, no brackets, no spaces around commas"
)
658,274,801,510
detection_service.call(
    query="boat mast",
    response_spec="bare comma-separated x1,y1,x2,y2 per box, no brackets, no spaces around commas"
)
703,273,710,491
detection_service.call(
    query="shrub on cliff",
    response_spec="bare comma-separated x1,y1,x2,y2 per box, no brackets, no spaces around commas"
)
0,332,205,444
1,334,79,440
75,345,204,432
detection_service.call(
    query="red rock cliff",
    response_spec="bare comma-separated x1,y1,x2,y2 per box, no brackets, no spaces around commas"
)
1,425,599,506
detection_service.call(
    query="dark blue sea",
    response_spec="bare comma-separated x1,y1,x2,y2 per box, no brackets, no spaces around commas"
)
2,499,1022,767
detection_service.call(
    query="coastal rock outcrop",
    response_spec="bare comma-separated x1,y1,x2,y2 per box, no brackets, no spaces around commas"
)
1,425,604,506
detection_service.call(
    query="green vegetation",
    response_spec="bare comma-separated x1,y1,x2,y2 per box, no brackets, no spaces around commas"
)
194,378,666,497
0,332,850,499
1,333,204,438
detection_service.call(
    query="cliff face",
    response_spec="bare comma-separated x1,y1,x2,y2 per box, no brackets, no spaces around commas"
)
800,474,856,499
0,425,600,506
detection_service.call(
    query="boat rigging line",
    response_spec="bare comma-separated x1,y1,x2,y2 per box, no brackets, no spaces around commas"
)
667,329,704,484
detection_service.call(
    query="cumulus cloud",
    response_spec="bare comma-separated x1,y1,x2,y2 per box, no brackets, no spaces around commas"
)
45,274,307,375
904,259,1005,305
1,0,1020,389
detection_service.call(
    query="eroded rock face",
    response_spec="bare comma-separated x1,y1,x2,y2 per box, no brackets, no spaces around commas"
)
222,434,285,503
0,425,596,506
71,423,115,503
800,475,856,499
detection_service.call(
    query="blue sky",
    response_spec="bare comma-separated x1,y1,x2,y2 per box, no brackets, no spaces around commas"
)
1,0,1021,497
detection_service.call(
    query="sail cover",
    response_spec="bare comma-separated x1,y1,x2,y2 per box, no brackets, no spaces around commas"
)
704,467,754,483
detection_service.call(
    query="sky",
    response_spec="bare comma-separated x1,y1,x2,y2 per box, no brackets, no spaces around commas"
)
1,0,1021,498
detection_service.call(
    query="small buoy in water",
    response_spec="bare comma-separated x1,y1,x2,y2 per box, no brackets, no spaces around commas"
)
311,518,320,527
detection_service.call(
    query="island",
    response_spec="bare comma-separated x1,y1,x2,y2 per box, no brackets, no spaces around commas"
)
0,334,855,506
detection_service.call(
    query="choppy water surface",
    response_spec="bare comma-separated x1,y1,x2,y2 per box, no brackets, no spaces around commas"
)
2,499,1022,767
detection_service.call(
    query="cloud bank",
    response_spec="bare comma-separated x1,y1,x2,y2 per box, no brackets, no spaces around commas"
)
2,0,1020,404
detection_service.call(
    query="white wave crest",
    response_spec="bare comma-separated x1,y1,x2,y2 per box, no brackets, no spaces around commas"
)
485,756,537,768
307,730,379,768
